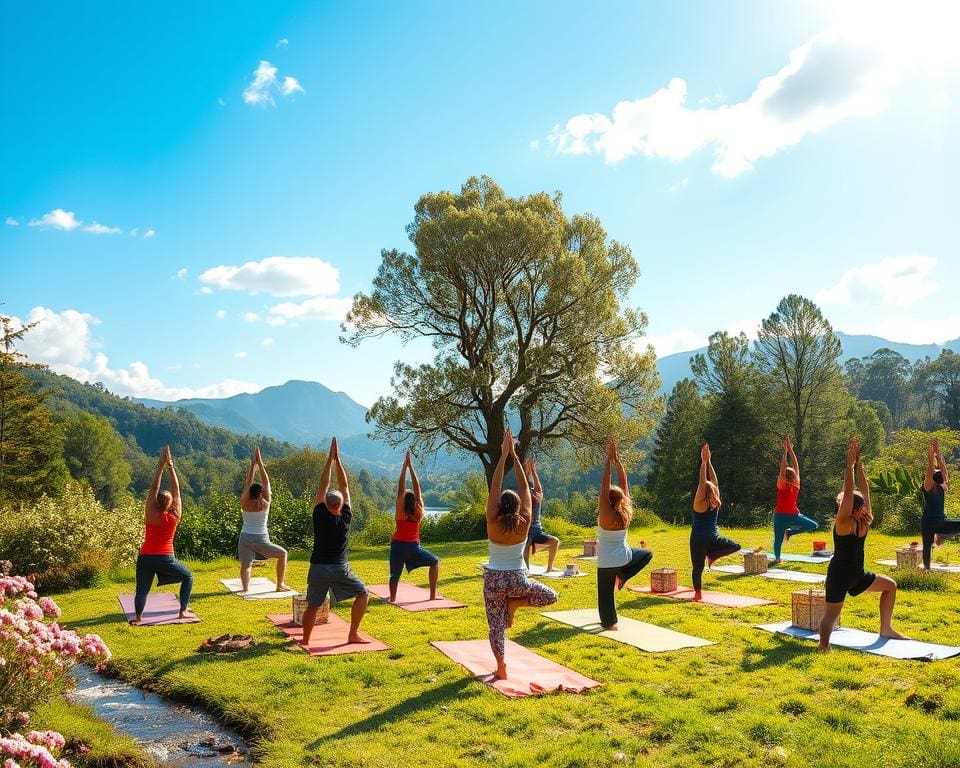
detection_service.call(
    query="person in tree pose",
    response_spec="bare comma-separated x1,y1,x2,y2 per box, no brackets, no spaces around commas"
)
388,450,440,601
523,455,560,573
596,438,653,629
819,437,907,650
131,446,192,624
237,446,290,593
300,437,369,645
921,438,959,570
690,443,740,601
484,429,558,679
772,435,818,563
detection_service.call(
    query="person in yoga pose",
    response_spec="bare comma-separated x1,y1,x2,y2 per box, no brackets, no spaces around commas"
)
597,438,653,629
524,455,560,573
819,437,907,650
921,438,959,570
131,447,192,625
300,437,369,645
484,429,558,679
237,446,290,594
772,435,818,563
691,443,740,601
388,450,440,601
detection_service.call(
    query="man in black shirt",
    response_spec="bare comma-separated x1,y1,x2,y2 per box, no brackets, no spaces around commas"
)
301,436,369,644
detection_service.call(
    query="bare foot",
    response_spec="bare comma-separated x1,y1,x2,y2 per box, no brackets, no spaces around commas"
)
347,634,372,644
276,583,293,592
430,595,438,601
128,618,143,626
772,559,782,566
603,624,618,631
298,638,312,647
494,663,508,679
880,627,909,640
818,641,831,652
178,610,190,619
692,591,703,602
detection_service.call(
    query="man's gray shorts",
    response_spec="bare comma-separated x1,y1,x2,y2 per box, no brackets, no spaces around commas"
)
306,562,367,606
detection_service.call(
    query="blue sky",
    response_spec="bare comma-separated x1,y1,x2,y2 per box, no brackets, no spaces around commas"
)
2,1,958,406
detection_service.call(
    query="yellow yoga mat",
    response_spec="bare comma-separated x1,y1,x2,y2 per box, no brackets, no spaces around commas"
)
541,609,715,652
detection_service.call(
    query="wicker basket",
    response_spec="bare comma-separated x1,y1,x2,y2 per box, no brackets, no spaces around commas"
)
582,538,597,557
896,547,923,570
743,550,769,575
650,568,678,593
791,589,839,630
292,594,330,626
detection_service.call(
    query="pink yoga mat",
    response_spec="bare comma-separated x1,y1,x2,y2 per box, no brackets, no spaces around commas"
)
432,639,601,698
367,583,466,611
267,613,390,655
630,585,775,608
117,593,200,625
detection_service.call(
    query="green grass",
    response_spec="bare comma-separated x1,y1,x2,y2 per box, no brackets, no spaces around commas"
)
35,699,154,768
43,527,960,768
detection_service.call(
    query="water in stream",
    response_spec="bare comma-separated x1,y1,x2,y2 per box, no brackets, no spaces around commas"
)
68,666,251,766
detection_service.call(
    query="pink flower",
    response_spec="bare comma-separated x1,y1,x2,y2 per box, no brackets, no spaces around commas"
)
37,599,59,620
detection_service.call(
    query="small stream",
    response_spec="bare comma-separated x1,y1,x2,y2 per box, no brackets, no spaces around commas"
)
68,666,251,766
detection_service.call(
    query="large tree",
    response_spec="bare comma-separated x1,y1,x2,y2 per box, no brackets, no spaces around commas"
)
915,350,960,429
343,176,662,481
858,348,911,426
63,411,132,507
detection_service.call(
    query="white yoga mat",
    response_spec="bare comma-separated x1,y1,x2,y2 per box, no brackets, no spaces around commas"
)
740,549,831,564
542,609,714,652
757,622,960,660
477,562,584,576
875,559,960,573
220,577,299,599
712,564,824,584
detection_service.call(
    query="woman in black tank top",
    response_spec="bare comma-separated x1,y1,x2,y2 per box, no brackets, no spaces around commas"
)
819,437,908,650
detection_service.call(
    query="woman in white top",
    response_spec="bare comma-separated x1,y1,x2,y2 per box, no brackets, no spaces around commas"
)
238,447,290,593
484,429,558,679
597,438,652,630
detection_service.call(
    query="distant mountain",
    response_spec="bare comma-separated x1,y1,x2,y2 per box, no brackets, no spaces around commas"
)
655,332,960,395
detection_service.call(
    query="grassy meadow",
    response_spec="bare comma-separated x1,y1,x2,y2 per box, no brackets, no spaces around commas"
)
47,526,960,768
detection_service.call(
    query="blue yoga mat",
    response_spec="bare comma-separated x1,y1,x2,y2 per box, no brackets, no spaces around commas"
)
739,549,831,564
757,622,960,660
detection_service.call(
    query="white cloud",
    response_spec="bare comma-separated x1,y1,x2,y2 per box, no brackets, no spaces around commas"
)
643,329,708,358
199,286,213,295
243,60,304,106
28,209,82,231
547,3,959,176
216,309,227,320
261,337,274,346
129,228,139,237
266,296,353,326
242,312,261,322
277,38,288,48
667,178,688,193
144,228,155,239
234,351,248,359
817,254,938,308
176,268,188,279
82,221,121,235
529,139,540,151
5,216,18,226
838,313,960,345
200,256,341,297
16,307,100,367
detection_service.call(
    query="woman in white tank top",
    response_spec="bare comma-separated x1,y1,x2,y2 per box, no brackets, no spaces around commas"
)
237,447,290,593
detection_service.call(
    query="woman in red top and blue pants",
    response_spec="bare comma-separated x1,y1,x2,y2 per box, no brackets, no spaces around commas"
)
132,448,193,624
772,436,818,563
389,451,440,601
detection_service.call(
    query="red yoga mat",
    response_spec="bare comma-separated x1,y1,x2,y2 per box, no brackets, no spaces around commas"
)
432,639,601,698
118,593,200,625
267,613,390,655
367,583,466,611
629,585,775,608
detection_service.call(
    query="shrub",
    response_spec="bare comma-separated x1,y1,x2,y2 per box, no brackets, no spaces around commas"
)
421,508,486,543
354,512,396,547
893,570,951,592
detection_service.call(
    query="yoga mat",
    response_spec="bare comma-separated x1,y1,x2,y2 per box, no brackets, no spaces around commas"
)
267,613,390,655
739,549,831,564
756,622,960,661
538,568,590,579
118,593,199,625
576,555,598,562
876,560,960,573
432,639,601,698
542,609,714,652
629,585,776,608
478,563,548,575
712,564,824,583
367,583,466,611
219,577,299,599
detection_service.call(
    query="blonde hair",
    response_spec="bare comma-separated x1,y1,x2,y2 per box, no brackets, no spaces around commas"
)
156,490,173,510
608,485,633,527
785,467,798,484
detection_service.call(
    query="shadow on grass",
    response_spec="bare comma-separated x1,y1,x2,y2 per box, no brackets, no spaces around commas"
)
511,621,585,647
739,638,809,672
311,677,475,745
148,637,292,678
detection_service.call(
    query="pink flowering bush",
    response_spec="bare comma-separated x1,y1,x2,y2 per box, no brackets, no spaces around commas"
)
0,561,111,752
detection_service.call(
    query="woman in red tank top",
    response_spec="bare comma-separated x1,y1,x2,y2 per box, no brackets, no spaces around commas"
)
130,447,194,624
387,451,440,602
772,436,819,563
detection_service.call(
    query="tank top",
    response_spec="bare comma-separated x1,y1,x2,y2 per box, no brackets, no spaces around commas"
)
487,540,526,571
921,485,946,522
393,516,421,543
691,507,720,538
775,482,800,514
530,482,542,527
241,508,269,535
832,524,866,570
596,526,631,568
140,511,178,555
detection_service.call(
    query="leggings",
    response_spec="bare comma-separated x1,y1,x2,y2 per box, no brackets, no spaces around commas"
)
921,518,960,568
772,513,818,559
483,569,558,658
135,554,193,615
690,533,740,592
597,547,653,628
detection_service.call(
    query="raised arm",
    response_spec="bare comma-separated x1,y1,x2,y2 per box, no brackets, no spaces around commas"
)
145,451,167,524
513,443,532,525
486,430,513,525
527,456,543,502
167,448,181,517
788,436,800,484
694,443,710,513
396,451,410,513
855,451,872,525
613,450,629,497
837,437,858,529
242,450,257,501
334,443,350,507
777,437,788,488
256,447,271,504
939,441,949,485
924,439,936,492
408,454,422,511
313,438,335,507
599,438,615,519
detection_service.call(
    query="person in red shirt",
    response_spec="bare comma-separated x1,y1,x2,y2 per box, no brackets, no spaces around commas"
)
772,435,818,563
131,447,193,624
388,450,440,601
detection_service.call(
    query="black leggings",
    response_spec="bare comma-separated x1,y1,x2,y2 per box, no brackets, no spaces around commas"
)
690,533,740,591
597,548,653,628
922,519,960,568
